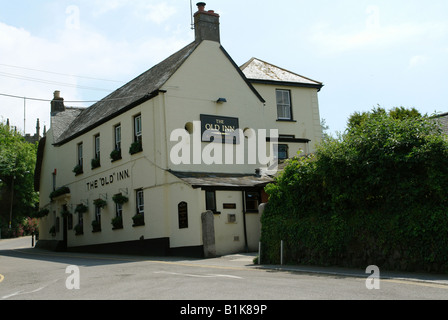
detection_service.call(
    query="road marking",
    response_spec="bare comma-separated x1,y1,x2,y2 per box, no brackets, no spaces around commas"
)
0,274,4,283
1,279,59,300
382,279,448,290
155,271,243,279
12,249,448,290
2,287,45,300
13,249,253,273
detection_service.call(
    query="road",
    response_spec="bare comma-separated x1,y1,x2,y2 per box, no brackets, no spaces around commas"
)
1,237,448,305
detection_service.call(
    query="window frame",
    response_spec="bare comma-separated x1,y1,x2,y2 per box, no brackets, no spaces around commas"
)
94,134,101,160
276,144,289,161
114,124,122,152
205,190,218,214
134,114,142,143
77,143,83,167
245,190,261,213
116,202,123,218
276,89,293,121
136,189,144,215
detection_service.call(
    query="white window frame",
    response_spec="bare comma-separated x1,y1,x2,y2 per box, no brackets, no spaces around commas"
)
276,89,293,120
77,143,83,166
136,189,144,215
115,124,121,151
95,205,101,224
134,115,142,142
94,134,100,160
116,202,123,218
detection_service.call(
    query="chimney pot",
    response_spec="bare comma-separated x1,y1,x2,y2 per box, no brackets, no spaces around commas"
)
54,90,61,99
197,2,206,11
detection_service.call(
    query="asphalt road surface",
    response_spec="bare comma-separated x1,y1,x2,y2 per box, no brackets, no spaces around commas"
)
1,237,448,305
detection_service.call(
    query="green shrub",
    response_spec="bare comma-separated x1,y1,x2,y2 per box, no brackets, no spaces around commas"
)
262,108,448,273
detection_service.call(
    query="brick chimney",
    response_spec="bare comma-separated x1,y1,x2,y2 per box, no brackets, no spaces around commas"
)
51,90,65,116
194,2,220,43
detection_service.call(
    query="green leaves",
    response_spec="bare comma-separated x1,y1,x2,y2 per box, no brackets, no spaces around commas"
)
0,122,39,224
262,107,448,272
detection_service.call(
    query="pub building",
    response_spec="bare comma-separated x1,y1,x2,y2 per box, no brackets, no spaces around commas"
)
34,3,324,257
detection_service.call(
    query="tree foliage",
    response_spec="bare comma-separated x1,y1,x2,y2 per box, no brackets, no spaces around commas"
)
262,108,448,272
0,121,39,233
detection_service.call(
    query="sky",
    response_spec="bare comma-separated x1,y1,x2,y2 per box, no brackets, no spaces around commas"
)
0,0,447,136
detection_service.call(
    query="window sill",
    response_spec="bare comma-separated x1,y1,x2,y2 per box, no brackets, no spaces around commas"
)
276,119,297,122
132,223,145,228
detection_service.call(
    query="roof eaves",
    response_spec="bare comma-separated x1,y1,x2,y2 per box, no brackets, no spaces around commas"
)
247,78,324,91
219,47,266,104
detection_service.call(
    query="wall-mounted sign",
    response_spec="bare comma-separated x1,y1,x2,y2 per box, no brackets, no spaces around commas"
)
86,169,130,191
200,115,240,144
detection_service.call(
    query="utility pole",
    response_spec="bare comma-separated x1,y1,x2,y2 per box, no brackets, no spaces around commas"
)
23,97,26,135
9,176,15,229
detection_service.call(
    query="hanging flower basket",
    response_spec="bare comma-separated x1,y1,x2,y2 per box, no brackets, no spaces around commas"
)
60,210,70,218
112,194,129,205
49,186,70,201
75,204,88,214
93,198,107,209
34,208,50,219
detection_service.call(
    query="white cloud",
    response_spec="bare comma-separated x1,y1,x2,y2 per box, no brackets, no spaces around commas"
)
141,3,178,24
409,55,428,69
0,20,189,134
89,0,177,24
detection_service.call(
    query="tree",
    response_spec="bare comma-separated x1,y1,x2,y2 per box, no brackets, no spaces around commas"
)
0,121,39,234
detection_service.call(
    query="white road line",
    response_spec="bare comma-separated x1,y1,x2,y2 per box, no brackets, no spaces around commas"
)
1,279,59,300
155,271,243,279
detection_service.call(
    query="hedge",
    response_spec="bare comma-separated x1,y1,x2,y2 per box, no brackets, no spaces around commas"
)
261,109,448,273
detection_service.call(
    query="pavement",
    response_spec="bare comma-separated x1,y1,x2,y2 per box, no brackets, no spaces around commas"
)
2,236,448,287
214,253,448,287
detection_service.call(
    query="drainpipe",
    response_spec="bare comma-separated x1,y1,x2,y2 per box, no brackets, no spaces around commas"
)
242,191,249,253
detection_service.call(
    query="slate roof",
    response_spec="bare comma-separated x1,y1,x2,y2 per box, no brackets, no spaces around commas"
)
434,112,448,134
170,171,273,189
240,57,323,90
54,41,200,145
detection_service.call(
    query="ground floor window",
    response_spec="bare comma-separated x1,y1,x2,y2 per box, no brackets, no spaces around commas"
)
245,191,261,212
276,144,289,161
133,189,145,227
116,203,123,217
92,206,102,232
206,190,217,213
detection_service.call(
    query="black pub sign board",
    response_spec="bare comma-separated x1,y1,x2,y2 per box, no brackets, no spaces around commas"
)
200,114,240,144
